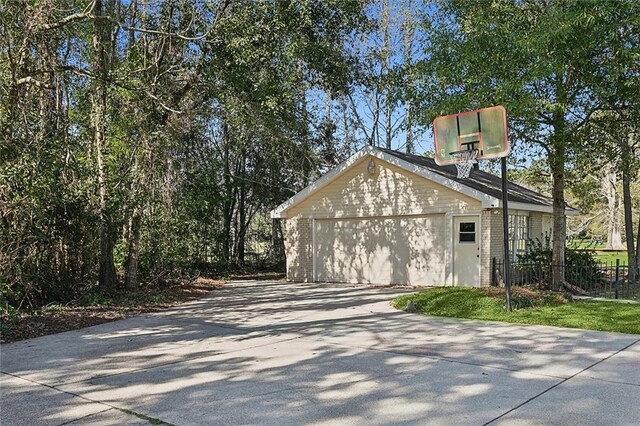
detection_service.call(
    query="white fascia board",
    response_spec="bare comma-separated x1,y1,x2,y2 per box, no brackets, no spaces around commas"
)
270,144,577,219
503,202,553,214
369,148,500,208
497,201,580,216
566,207,581,216
270,146,376,218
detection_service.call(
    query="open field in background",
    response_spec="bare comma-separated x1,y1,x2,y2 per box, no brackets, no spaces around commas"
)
594,251,630,265
568,238,612,250
567,239,629,264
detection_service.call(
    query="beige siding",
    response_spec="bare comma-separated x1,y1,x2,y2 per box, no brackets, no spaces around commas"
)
527,211,553,244
315,215,446,285
284,218,313,282
525,211,553,247
541,214,553,239
529,212,543,241
281,155,555,288
285,155,481,219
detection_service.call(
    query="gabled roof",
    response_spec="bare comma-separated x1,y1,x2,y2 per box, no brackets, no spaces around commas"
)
377,148,560,209
271,146,576,218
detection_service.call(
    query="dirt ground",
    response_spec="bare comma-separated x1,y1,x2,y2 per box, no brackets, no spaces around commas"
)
1,273,285,343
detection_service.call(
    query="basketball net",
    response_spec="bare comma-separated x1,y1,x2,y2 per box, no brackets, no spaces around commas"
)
453,149,478,179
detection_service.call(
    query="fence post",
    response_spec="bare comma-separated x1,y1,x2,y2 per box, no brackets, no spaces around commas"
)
492,257,496,286
615,259,620,299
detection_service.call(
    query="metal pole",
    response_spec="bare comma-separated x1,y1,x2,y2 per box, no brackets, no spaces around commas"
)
491,257,496,286
501,157,512,311
615,258,620,299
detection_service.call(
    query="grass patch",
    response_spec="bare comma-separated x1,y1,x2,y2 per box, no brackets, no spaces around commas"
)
568,239,607,250
393,287,640,335
595,251,629,265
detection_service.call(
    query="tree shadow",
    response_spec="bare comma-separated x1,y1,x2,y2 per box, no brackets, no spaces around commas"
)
1,281,638,425
286,154,482,285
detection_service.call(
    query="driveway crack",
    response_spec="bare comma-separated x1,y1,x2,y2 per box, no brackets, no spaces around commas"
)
483,337,640,425
57,407,112,426
1,372,173,425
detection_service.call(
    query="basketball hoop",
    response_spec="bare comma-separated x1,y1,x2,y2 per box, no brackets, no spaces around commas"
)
451,149,478,179
433,106,512,310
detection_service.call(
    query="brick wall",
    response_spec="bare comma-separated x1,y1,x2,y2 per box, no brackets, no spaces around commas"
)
483,209,553,286
284,218,313,282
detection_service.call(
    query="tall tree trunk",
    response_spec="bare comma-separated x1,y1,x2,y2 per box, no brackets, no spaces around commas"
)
371,96,380,146
402,0,415,154
629,213,640,281
125,208,141,290
384,97,392,149
222,122,233,267
405,103,413,154
296,63,312,186
236,160,247,266
92,0,117,293
272,218,284,264
603,165,623,249
549,134,566,289
621,137,636,283
322,92,335,164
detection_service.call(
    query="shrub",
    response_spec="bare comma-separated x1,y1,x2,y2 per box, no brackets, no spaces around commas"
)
516,234,603,290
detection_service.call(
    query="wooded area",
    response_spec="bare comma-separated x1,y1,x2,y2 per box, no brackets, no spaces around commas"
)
2,0,639,311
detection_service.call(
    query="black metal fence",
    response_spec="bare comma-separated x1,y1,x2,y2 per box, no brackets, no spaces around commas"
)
492,258,639,300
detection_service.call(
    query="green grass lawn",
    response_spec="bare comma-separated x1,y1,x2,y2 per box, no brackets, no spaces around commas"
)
567,239,628,264
595,251,629,265
393,287,640,335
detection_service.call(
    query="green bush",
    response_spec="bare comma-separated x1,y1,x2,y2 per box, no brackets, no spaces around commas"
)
516,234,603,290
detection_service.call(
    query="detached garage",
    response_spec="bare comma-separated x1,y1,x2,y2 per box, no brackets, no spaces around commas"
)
272,146,569,287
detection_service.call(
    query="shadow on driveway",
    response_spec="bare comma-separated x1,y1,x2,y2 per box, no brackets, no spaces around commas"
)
1,280,639,425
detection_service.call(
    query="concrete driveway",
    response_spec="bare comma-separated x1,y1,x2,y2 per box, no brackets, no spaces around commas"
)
1,281,639,425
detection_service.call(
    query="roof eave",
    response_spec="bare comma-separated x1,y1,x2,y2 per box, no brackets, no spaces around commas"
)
369,148,501,208
499,201,580,216
271,146,577,219
271,146,500,218
270,146,376,219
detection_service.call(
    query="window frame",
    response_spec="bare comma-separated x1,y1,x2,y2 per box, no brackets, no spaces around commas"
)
508,211,530,262
458,221,476,244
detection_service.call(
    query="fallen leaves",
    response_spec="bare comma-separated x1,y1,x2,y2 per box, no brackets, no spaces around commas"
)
1,277,226,344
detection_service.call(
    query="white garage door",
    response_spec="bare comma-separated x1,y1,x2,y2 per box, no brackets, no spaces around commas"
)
315,215,446,285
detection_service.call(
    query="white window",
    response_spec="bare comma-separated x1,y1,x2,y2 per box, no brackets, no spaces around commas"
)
508,212,529,262
459,222,476,243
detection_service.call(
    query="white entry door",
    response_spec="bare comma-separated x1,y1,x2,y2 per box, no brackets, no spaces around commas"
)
453,216,480,286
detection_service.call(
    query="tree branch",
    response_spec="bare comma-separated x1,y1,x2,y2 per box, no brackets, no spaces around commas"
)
35,3,94,33
14,76,54,89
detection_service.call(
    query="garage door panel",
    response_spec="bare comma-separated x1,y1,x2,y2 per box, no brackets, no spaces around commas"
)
316,220,388,284
315,216,445,285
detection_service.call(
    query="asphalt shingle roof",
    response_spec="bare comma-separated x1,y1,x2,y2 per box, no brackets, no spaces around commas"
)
379,148,554,208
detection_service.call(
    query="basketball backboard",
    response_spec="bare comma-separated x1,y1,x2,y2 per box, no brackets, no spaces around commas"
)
433,105,509,166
